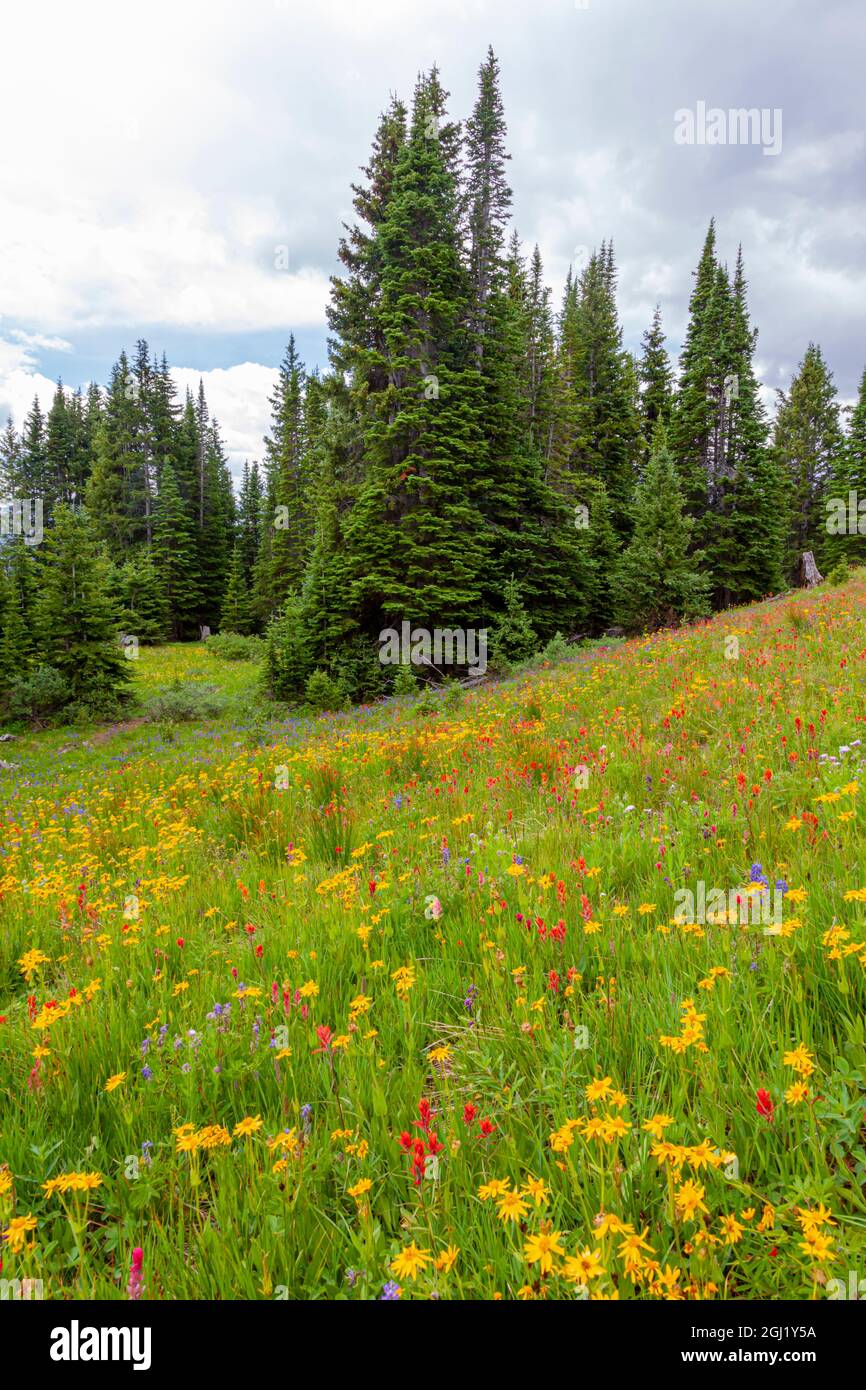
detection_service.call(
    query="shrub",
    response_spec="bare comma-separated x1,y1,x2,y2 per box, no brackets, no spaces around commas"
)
206,632,266,662
414,686,441,718
540,631,572,663
441,678,464,712
6,666,69,723
825,559,850,588
331,634,387,704
265,599,311,702
489,576,537,670
393,664,419,697
304,669,347,713
143,681,224,723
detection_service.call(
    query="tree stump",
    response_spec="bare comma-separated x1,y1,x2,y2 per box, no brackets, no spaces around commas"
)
798,552,823,588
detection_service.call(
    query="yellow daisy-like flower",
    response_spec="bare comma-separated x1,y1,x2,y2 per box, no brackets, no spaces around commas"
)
524,1229,565,1275
719,1213,745,1246
390,1241,432,1281
642,1114,675,1140
521,1176,550,1207
2,1212,37,1253
593,1213,633,1239
796,1203,835,1232
785,1081,809,1105
478,1178,511,1201
586,1076,613,1103
757,1203,776,1232
563,1247,604,1283
799,1228,834,1261
18,949,50,982
42,1171,103,1197
347,1178,372,1201
104,1072,126,1093
434,1244,459,1273
783,1044,816,1078
675,1180,709,1221
233,1115,263,1138
496,1191,530,1223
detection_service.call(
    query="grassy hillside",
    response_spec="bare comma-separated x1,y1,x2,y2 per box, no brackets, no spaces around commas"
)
1,576,865,1299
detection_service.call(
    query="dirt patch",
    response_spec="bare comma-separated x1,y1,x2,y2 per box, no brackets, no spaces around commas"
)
87,718,148,746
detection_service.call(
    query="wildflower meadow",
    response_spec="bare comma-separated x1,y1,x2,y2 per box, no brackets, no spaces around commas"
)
2,574,865,1304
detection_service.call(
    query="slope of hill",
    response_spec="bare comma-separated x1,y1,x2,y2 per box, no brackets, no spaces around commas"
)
1,576,865,1299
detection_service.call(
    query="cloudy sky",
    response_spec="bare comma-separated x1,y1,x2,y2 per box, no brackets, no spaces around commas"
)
1,0,863,480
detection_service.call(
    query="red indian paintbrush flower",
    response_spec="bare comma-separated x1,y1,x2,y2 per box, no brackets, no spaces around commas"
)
756,1088,774,1120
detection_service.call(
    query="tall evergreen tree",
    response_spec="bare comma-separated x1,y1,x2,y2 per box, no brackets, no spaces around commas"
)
0,415,20,496
327,95,408,391
465,46,512,365
263,336,309,602
0,536,38,680
237,460,265,590
194,420,235,630
86,353,148,552
152,461,199,639
220,542,252,634
638,304,674,454
717,248,785,601
35,504,131,712
19,398,48,501
337,69,490,637
549,245,640,531
669,220,719,529
772,343,842,575
613,427,712,633
824,365,866,567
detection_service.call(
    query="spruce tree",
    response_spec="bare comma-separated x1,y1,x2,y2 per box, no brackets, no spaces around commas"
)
489,575,536,669
86,353,149,552
613,428,712,632
718,248,784,602
339,70,490,637
327,95,408,392
264,336,309,601
220,543,252,635
35,504,131,713
824,365,866,567
0,537,38,688
117,550,169,643
19,398,48,502
0,415,20,497
638,304,674,454
153,461,199,639
237,460,264,592
772,343,842,575
465,46,512,365
196,421,235,630
669,221,719,528
549,246,640,532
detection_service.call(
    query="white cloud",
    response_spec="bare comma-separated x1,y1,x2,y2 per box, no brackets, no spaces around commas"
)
170,362,278,481
1,0,864,453
0,335,59,430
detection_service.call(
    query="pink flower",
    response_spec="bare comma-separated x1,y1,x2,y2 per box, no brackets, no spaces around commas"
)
127,1246,144,1300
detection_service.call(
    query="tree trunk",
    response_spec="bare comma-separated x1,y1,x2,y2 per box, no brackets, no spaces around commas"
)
798,551,823,588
